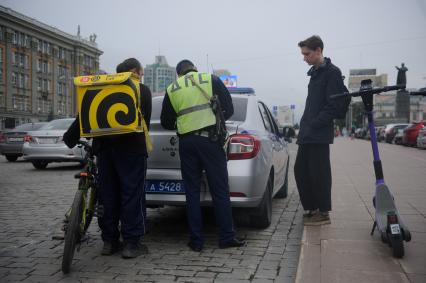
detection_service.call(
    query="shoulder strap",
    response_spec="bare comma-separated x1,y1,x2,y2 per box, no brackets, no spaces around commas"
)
188,75,212,103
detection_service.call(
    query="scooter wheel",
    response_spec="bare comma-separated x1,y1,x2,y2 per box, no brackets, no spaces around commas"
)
402,229,412,242
389,233,405,258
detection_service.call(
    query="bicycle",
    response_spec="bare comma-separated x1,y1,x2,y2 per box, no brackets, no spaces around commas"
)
62,140,100,274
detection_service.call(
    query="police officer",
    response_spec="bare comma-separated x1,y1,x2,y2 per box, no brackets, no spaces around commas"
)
161,60,245,252
63,58,152,258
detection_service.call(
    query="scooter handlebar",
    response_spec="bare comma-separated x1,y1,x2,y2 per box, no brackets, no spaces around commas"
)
330,84,406,99
409,90,426,96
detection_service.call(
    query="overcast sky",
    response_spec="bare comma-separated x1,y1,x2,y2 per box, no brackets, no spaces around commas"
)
3,0,426,121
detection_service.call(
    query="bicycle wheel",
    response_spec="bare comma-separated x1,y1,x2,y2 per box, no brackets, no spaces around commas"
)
62,189,84,274
83,184,97,232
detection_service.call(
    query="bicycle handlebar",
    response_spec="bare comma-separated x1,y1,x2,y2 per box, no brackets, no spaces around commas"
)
330,84,406,99
77,140,94,157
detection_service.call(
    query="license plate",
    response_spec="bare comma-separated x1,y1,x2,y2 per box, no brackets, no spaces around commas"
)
37,138,57,144
7,137,23,142
390,224,401,235
145,180,185,194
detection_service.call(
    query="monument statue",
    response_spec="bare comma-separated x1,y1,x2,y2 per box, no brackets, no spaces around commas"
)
395,63,410,122
395,63,408,86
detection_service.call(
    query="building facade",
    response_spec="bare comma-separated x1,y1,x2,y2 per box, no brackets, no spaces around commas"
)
213,69,231,77
0,6,103,129
144,55,175,95
345,68,389,128
374,93,426,125
347,68,388,91
271,105,294,127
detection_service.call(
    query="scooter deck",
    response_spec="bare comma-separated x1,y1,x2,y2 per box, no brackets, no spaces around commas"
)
374,183,409,234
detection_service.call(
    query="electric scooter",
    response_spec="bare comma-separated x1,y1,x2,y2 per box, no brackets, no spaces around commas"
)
331,79,411,258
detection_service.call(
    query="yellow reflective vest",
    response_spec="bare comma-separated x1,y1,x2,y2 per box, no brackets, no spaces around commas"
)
167,72,216,134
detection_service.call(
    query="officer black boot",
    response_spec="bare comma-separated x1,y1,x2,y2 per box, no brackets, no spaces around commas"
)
219,238,246,249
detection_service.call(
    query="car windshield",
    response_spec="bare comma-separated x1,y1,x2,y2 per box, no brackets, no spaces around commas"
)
228,97,247,122
13,123,46,131
40,119,73,130
151,96,248,122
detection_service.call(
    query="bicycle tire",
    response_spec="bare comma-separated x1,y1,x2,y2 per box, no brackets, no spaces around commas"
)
83,184,96,232
62,189,84,274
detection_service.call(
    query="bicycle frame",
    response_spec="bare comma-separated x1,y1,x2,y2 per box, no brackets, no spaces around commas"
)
78,142,98,233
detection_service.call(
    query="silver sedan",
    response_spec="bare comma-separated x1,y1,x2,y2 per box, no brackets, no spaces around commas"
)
22,118,86,169
145,92,290,228
0,122,47,162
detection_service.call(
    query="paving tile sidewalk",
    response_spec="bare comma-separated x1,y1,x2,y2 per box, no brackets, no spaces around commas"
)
295,138,426,283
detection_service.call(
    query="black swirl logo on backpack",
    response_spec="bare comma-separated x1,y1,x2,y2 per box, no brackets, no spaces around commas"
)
80,85,137,135
97,93,135,129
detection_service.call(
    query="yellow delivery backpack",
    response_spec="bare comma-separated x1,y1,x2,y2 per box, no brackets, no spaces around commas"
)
74,72,152,151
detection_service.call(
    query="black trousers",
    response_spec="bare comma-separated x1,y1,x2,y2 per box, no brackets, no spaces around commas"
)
179,134,235,248
97,149,147,243
294,144,332,212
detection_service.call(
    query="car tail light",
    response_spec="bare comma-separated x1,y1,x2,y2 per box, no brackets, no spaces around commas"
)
23,134,34,143
227,134,261,160
0,134,5,143
230,192,247,197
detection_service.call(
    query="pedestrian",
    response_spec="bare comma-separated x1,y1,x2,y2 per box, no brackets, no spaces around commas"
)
294,35,348,225
160,59,245,252
63,58,152,258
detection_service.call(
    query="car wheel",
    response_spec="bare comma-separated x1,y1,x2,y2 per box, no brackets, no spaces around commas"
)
5,155,18,162
275,159,289,199
249,173,273,229
32,160,48,169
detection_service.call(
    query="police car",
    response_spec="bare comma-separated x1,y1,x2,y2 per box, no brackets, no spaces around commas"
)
146,87,290,228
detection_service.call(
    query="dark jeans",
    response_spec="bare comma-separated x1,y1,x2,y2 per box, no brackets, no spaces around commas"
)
179,134,235,247
97,149,147,243
294,144,332,212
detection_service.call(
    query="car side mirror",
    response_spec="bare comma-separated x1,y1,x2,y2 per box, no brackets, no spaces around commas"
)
282,127,294,143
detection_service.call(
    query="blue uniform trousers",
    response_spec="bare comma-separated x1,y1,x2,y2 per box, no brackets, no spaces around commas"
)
179,134,235,248
97,149,146,243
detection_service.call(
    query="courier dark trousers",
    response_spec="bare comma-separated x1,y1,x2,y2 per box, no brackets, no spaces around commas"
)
294,144,332,212
97,149,147,243
179,134,235,248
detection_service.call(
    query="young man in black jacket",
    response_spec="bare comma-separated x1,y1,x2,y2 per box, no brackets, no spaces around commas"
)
63,58,152,258
295,35,347,225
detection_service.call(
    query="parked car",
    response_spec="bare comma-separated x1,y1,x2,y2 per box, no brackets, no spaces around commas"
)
394,128,406,145
384,123,410,143
402,121,426,146
417,128,426,149
355,128,366,139
376,126,385,142
145,92,290,228
0,122,48,161
22,118,86,169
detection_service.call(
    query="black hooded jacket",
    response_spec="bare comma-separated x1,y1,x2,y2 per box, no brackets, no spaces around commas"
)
297,57,347,144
